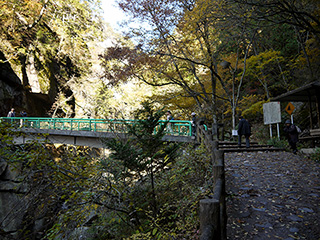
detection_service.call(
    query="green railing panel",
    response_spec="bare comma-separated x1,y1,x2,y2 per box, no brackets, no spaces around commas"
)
0,117,203,137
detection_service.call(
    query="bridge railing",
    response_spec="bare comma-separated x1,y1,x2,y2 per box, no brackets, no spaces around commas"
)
0,117,194,136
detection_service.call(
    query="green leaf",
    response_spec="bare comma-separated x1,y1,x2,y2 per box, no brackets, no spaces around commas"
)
152,228,158,235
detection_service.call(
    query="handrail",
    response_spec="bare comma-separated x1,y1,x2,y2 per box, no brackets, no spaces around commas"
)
197,125,227,240
0,117,197,137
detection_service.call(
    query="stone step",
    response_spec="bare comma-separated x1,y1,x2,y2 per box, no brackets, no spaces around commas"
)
218,141,259,145
219,144,273,149
219,147,285,152
218,141,285,152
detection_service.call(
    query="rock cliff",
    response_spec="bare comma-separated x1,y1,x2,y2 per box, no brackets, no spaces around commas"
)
0,159,28,239
0,51,24,116
0,51,52,117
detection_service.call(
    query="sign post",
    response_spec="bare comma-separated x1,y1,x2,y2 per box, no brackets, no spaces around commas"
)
285,102,295,115
285,102,295,123
263,102,281,139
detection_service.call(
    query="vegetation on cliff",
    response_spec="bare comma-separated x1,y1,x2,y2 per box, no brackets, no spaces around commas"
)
0,103,212,239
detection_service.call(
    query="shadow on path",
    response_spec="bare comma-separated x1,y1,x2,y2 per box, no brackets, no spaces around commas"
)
225,151,320,240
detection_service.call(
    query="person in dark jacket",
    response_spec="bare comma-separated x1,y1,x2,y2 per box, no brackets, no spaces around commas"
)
283,119,299,154
238,116,251,148
20,110,27,117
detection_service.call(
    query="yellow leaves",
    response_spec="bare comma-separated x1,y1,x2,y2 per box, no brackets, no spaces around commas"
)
247,50,283,71
25,0,42,17
241,99,266,120
295,37,320,66
184,0,222,25
94,79,154,119
2,0,42,28
239,94,262,107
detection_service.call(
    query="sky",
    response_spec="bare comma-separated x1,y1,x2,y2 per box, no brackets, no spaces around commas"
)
101,0,128,31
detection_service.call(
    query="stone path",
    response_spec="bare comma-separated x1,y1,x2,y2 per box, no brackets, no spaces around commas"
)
225,151,320,240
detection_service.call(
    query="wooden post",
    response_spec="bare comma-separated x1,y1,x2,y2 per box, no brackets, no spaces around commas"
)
220,124,225,141
220,197,227,240
212,140,219,150
308,91,313,129
316,92,320,128
214,150,227,240
213,149,224,167
196,126,200,143
198,127,226,240
200,199,220,240
212,123,218,140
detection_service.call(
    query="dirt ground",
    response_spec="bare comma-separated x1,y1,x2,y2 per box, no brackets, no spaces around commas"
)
225,151,320,240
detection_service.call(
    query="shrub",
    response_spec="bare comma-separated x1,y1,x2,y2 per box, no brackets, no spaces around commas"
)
253,124,271,144
267,137,288,149
241,100,265,123
310,148,320,162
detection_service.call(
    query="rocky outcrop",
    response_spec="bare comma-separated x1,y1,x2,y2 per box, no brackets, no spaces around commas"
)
0,51,53,117
0,159,28,239
0,51,24,116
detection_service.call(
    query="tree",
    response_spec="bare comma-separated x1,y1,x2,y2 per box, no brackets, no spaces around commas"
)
234,0,320,43
100,0,319,134
0,0,105,116
92,79,155,119
100,101,180,219
101,0,266,132
96,102,212,238
234,0,320,82
101,0,234,126
244,50,288,99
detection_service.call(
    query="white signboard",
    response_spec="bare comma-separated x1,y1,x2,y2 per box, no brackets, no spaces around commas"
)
263,102,281,125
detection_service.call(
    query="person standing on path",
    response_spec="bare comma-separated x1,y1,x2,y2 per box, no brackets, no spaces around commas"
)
20,110,27,117
166,110,174,133
7,108,15,117
237,116,251,148
283,119,299,154
191,112,197,136
19,110,28,127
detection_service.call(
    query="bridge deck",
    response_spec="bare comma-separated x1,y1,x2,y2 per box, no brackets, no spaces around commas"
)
1,117,198,146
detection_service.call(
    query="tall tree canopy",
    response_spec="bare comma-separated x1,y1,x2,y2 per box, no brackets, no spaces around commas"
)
100,0,263,127
100,0,320,128
0,0,105,116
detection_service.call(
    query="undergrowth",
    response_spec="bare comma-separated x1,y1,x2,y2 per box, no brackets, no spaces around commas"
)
267,137,288,149
310,148,320,162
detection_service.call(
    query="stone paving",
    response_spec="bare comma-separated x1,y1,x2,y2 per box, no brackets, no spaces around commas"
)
225,151,320,240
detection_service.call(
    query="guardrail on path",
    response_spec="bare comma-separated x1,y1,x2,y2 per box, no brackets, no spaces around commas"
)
197,125,227,240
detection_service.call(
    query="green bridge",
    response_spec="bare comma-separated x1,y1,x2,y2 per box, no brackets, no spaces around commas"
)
1,117,201,147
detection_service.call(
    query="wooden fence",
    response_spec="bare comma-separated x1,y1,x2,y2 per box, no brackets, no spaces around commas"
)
197,125,227,240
